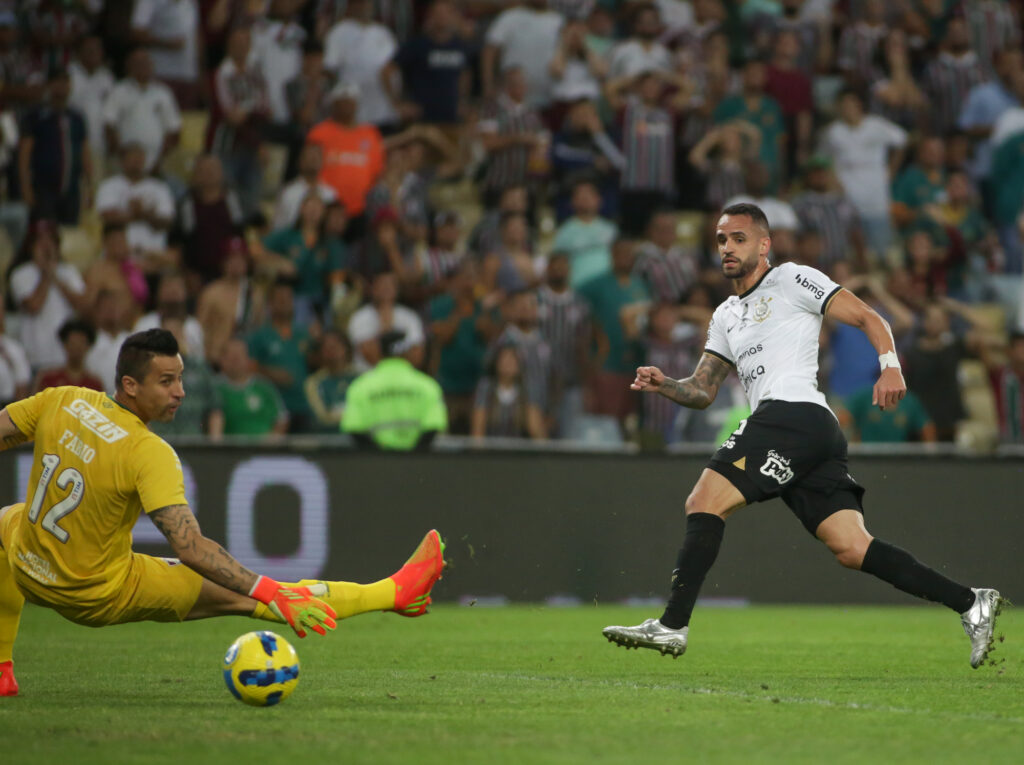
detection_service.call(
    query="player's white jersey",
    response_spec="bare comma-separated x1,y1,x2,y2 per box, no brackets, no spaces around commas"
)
704,262,842,413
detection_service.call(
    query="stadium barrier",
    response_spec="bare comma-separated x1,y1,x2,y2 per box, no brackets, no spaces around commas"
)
3,440,1020,604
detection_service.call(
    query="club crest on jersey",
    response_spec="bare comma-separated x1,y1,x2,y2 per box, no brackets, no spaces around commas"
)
752,296,773,323
759,449,793,485
62,398,129,443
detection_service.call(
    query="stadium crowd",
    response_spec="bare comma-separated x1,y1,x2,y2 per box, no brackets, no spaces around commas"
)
2,0,1024,449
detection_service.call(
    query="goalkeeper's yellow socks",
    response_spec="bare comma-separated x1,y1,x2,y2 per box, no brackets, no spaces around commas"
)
250,579,396,623
0,550,24,695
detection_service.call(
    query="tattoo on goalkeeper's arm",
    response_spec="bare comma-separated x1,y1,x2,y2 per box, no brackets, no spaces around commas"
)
150,505,258,595
660,354,731,410
0,410,30,451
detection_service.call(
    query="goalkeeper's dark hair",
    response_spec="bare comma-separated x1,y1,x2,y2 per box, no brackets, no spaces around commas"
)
115,329,179,391
721,202,771,235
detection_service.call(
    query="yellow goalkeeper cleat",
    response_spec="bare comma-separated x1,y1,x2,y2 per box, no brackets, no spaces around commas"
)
390,529,446,617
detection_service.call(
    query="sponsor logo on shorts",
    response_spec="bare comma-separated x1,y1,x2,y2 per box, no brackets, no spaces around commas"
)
17,550,57,585
759,449,794,485
720,437,736,449
62,399,129,443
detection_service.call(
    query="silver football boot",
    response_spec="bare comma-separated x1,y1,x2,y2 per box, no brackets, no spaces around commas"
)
602,618,688,658
961,588,1004,669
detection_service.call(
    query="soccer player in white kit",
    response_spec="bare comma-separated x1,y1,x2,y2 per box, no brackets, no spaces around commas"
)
602,204,1003,668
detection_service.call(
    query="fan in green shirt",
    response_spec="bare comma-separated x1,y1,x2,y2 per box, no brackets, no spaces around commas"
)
304,330,358,431
841,386,936,443
342,331,448,450
248,282,314,425
713,61,786,192
215,337,289,436
579,240,650,375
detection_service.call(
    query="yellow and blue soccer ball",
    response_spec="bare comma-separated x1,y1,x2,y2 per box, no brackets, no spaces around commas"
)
222,631,300,706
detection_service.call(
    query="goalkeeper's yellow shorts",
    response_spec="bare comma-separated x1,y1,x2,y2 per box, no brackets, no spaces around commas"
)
1,503,204,626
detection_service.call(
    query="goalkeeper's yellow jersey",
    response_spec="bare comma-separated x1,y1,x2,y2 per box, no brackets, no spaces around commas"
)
5,386,186,598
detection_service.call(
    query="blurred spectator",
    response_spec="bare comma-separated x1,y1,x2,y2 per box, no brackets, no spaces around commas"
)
608,2,671,80
150,315,224,439
130,0,201,108
196,239,257,362
633,210,699,304
342,328,447,449
8,221,88,370
549,19,607,109
428,260,495,434
989,123,1024,274
84,223,149,321
725,162,800,261
0,299,30,406
836,0,887,88
258,193,349,323
485,212,540,292
821,88,907,261
397,209,465,309
892,135,947,230
636,302,700,444
791,155,866,271
471,344,545,439
964,0,1020,78
69,36,115,168
307,82,385,222
579,238,649,422
687,122,758,213
253,0,307,145
477,67,545,206
324,0,399,131
216,336,289,437
85,289,132,392
870,28,928,131
765,29,813,174
824,270,914,397
247,280,315,432
549,99,625,222
386,0,471,128
285,41,335,164
923,17,986,136
713,59,786,192
304,329,357,431
482,0,563,108
468,184,530,259
33,318,103,393
272,143,338,230
553,180,617,289
990,332,1024,443
607,70,683,236
931,171,996,296
0,105,26,252
95,143,176,273
487,289,553,422
838,386,936,443
213,25,270,221
133,272,205,356
957,47,1021,187
103,48,181,173
348,271,424,372
18,69,91,225
537,252,592,436
174,154,245,287
0,11,45,108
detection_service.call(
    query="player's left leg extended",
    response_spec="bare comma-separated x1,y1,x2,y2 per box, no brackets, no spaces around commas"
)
0,504,26,696
188,529,446,623
816,509,1003,668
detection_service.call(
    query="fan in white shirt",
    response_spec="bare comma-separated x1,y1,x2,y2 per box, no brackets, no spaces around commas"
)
0,301,30,404
95,143,176,258
324,0,399,127
130,0,200,89
482,0,564,107
69,36,115,164
102,50,182,172
272,143,338,230
85,289,133,393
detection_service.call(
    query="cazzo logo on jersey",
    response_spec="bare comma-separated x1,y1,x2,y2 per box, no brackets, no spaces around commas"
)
794,274,825,300
62,399,129,443
759,450,794,485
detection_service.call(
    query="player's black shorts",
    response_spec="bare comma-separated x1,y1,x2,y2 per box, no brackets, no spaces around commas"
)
707,399,865,535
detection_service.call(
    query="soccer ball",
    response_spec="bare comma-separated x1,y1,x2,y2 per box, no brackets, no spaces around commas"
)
222,630,300,706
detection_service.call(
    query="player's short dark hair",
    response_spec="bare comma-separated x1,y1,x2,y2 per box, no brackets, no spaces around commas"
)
58,318,96,346
115,329,179,390
721,202,771,234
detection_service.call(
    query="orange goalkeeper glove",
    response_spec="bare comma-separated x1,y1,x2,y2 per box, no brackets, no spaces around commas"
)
250,576,338,638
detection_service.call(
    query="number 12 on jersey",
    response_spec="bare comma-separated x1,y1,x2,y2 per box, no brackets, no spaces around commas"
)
26,453,85,543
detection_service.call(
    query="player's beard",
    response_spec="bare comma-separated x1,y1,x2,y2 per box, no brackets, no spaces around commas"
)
721,255,757,279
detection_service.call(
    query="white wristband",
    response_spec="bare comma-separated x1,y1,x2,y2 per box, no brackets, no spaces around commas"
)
879,351,901,371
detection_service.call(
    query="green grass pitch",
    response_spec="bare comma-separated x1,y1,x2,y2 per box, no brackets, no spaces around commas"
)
2,603,1021,764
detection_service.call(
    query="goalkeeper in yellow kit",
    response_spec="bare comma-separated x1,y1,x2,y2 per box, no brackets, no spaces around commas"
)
0,329,445,697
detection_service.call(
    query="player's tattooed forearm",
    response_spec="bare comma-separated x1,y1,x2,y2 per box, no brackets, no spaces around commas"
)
150,505,257,593
660,355,731,410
